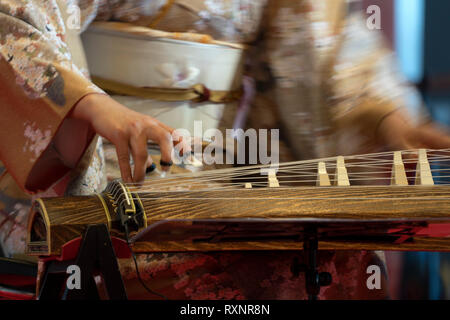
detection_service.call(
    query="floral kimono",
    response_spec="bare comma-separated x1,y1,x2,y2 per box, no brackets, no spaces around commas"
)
0,0,422,299
0,0,108,258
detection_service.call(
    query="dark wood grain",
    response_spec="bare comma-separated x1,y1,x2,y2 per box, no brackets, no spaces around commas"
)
27,196,110,255
28,185,450,256
139,186,450,224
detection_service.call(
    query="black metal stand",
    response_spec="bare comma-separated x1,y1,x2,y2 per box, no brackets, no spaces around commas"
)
291,228,332,300
39,224,127,300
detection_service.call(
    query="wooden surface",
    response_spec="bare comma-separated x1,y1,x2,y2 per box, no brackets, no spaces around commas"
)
27,196,110,256
139,186,450,223
28,185,450,256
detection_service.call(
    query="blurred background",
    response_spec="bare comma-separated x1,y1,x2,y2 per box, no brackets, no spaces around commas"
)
359,0,450,300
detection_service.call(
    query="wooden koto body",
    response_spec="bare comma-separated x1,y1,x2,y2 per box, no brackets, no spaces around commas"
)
27,185,450,255
27,149,450,256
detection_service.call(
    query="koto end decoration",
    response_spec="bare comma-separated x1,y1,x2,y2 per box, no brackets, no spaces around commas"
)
28,181,147,256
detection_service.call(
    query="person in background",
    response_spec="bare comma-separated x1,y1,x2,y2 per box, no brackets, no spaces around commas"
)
1,0,449,299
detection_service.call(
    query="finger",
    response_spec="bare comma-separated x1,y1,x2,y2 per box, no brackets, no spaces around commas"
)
146,155,156,174
157,119,187,155
146,155,153,167
400,142,419,163
154,119,191,157
417,126,450,149
115,140,133,183
172,133,191,157
130,134,149,183
148,126,174,172
385,135,415,152
154,119,175,135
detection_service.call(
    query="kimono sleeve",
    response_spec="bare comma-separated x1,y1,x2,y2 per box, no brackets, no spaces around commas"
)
0,0,104,193
330,13,425,141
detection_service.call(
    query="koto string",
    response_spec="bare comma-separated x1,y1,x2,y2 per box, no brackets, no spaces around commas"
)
123,148,450,187
116,153,450,204
124,167,450,194
109,149,450,206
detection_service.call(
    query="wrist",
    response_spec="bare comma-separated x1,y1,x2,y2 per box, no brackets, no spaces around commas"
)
71,93,108,122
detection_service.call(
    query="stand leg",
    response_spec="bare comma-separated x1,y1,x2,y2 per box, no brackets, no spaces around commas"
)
39,261,74,300
304,236,320,300
291,228,332,300
39,224,127,300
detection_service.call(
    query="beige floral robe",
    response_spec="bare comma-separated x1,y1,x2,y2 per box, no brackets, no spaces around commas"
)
0,0,108,258
0,0,421,299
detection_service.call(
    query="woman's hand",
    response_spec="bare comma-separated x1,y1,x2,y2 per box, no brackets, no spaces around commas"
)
376,109,450,151
72,93,175,183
